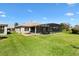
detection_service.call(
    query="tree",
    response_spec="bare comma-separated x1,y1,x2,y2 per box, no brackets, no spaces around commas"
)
72,25,79,34
14,22,19,27
60,23,70,31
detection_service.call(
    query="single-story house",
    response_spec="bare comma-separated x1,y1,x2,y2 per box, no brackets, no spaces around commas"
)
0,24,8,36
15,22,61,34
15,22,43,34
7,25,15,34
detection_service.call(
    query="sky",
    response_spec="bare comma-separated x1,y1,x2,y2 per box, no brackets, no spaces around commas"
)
0,3,79,26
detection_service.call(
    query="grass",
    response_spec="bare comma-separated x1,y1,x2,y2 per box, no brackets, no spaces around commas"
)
0,32,79,56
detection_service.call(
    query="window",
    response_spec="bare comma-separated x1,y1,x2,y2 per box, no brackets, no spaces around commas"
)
0,26,4,33
24,27,29,31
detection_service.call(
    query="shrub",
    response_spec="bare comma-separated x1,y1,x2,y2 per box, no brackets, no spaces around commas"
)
71,28,79,34
71,25,79,34
60,23,70,31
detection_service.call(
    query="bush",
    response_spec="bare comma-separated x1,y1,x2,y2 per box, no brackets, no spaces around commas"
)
71,25,79,34
60,23,70,31
71,28,79,34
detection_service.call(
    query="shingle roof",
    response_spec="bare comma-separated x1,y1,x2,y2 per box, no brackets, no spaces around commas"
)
22,22,40,26
16,21,40,27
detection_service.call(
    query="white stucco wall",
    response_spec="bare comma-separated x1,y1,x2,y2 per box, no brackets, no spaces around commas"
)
4,26,7,35
15,28,21,33
15,27,31,34
15,27,26,34
20,27,25,34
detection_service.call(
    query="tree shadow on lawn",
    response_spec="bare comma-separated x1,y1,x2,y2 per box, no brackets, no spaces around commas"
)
66,32,79,36
70,44,79,49
0,37,8,40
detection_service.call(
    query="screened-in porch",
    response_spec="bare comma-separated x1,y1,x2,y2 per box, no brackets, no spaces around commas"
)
0,24,8,36
0,26,4,34
24,26,38,34
24,24,50,34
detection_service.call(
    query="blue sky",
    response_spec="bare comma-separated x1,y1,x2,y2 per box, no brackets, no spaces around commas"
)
0,3,79,26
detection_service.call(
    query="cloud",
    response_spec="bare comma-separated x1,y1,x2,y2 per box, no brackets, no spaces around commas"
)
42,17,47,20
70,18,74,21
0,14,6,17
65,12,74,17
27,9,32,13
0,11,6,17
0,11,4,14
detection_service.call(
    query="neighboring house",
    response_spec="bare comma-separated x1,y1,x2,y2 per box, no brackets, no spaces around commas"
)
7,25,15,33
15,22,61,34
0,24,8,36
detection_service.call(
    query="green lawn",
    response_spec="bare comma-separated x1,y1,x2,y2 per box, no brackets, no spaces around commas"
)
0,32,79,56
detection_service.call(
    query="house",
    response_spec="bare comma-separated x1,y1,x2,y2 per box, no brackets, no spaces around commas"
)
15,22,61,34
0,24,8,37
7,25,15,34
15,22,42,34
